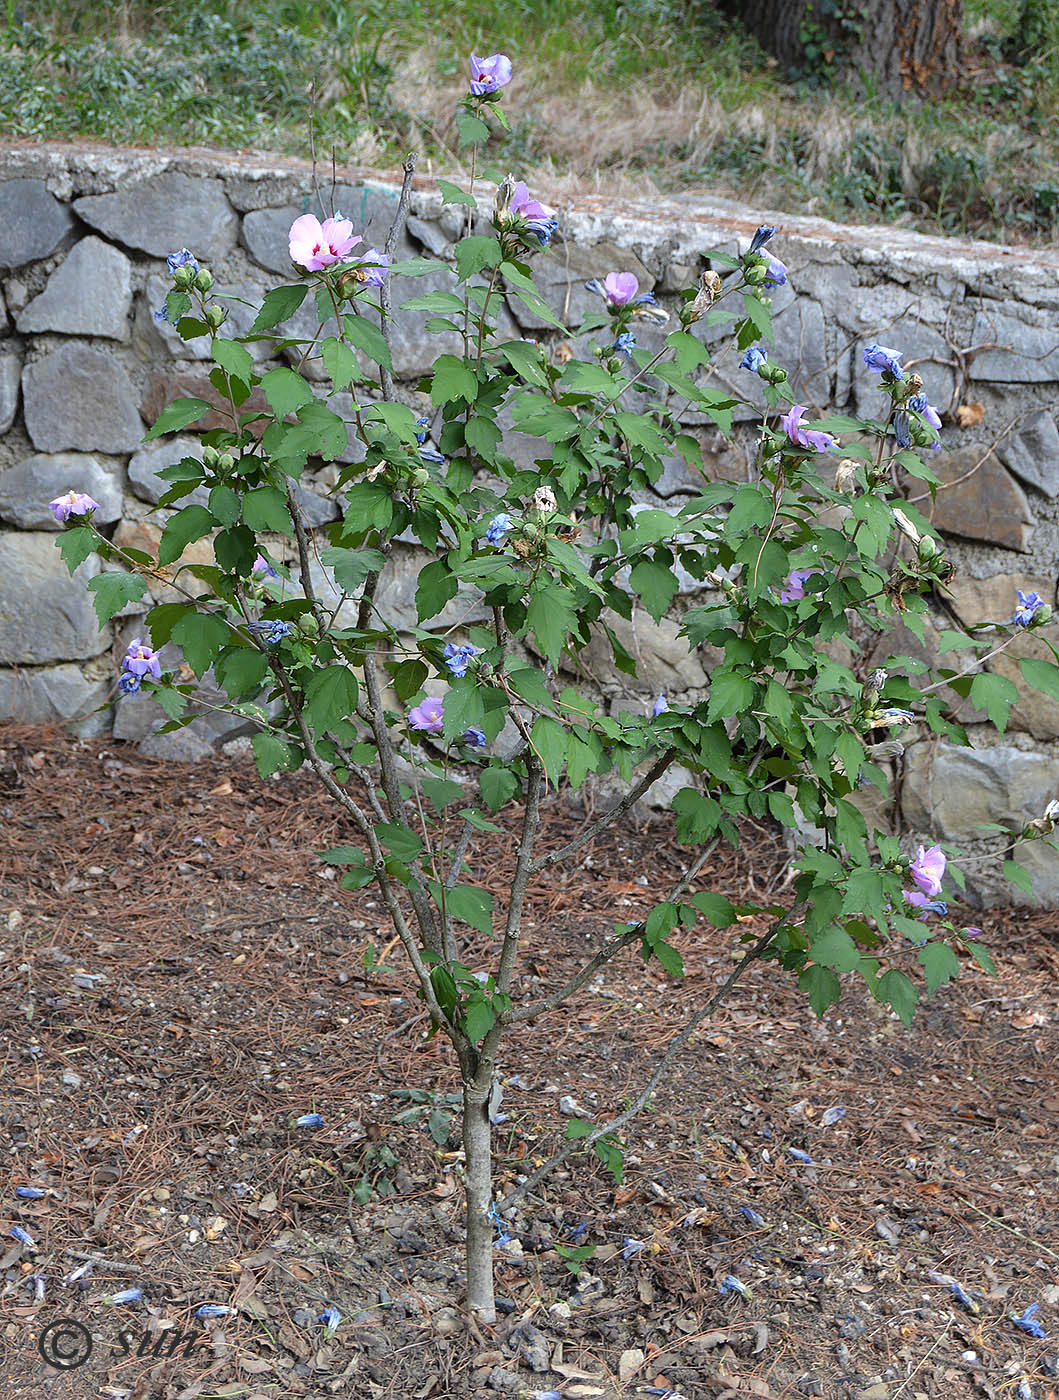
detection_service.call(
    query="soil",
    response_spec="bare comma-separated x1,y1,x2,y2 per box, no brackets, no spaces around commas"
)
1,721,1058,1400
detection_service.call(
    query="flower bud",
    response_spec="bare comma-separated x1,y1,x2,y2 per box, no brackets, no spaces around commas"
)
194,268,214,293
205,304,227,330
743,263,768,286
411,467,431,487
301,615,320,636
917,534,940,563
764,364,788,384
216,452,235,473
1029,602,1051,627
892,508,922,546
202,445,220,469
173,265,196,290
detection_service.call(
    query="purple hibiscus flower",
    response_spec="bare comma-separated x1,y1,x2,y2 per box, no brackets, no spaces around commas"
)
469,53,513,96
48,490,101,523
1011,589,1044,627
778,568,819,604
408,697,445,734
123,639,163,681
863,342,905,378
780,405,839,454
909,844,945,898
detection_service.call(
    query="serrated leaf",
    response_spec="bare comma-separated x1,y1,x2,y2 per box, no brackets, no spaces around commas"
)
969,670,1019,733
530,715,567,785
212,337,254,380
437,177,476,207
320,336,358,390
143,396,214,443
242,485,292,534
1020,656,1059,703
250,283,309,332
455,235,502,283
57,526,97,574
431,354,478,405
446,884,495,936
876,968,919,1027
918,941,960,996
171,610,232,677
800,964,841,1016
158,504,216,566
303,665,358,732
87,570,146,625
261,366,315,417
480,765,518,812
343,312,393,370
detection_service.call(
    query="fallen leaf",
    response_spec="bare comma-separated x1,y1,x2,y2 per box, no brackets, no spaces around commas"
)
956,401,985,427
619,1348,645,1383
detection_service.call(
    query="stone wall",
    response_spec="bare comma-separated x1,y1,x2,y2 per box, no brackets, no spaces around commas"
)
1,143,1058,901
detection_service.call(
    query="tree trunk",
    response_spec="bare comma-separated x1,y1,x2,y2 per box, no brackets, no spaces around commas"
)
724,0,964,98
461,1068,497,1323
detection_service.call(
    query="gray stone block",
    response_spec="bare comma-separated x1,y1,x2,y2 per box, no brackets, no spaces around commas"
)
406,215,450,256
390,265,465,378
902,741,1058,839
0,179,73,269
22,344,144,454
968,309,1059,382
16,236,132,340
0,531,108,664
0,351,20,433
242,184,413,275
0,453,123,530
0,662,110,737
997,409,1059,498
74,174,237,264
127,436,207,507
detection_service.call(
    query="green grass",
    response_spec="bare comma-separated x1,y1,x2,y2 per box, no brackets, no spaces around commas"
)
1,0,1057,244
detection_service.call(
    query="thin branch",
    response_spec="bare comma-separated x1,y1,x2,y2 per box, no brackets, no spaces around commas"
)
529,747,678,874
378,151,418,401
495,753,544,997
500,904,803,1209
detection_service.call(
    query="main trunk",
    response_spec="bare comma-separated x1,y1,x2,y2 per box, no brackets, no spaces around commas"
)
725,0,964,97
462,1074,496,1323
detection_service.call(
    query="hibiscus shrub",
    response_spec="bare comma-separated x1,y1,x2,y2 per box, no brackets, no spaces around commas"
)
52,56,1059,1320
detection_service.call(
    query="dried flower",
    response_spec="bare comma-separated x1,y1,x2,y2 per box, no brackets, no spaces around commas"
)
295,1112,323,1128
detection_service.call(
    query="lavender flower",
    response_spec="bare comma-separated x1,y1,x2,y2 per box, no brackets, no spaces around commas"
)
419,444,445,465
748,224,776,254
719,1274,750,1297
167,248,199,275
909,844,945,898
442,642,478,678
863,342,905,378
1013,1304,1047,1339
253,554,278,579
15,1186,46,1199
786,1147,814,1164
469,52,513,96
778,568,819,604
295,1112,323,1128
585,271,639,306
408,697,445,734
740,346,768,374
195,1303,231,1318
118,673,140,696
10,1225,35,1247
908,392,942,447
106,1288,143,1305
415,416,432,444
508,182,558,246
1012,590,1045,627
351,248,388,286
905,890,948,920
48,490,101,523
621,1236,645,1258
154,301,171,323
652,693,668,717
780,405,839,454
486,512,512,546
123,638,163,681
820,1106,847,1127
462,727,487,746
318,1305,342,1332
764,258,788,287
740,1207,766,1228
248,619,295,645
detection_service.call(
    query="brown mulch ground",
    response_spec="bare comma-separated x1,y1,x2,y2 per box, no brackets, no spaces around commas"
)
1,721,1058,1400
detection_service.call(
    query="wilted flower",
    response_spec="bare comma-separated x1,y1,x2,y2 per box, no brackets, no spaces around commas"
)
15,1186,46,1199
739,346,768,374
118,674,140,697
684,269,722,323
486,512,512,545
891,508,922,546
609,331,637,358
740,1207,766,1228
764,258,788,287
532,485,557,513
621,1236,645,1259
167,248,199,275
48,490,101,523
908,392,942,446
248,619,295,646
786,1147,813,1164
419,443,445,465
508,182,558,246
905,890,948,919
295,1112,323,1128
154,301,171,323
463,727,487,746
778,568,819,604
719,1274,750,1297
469,52,512,95
318,1305,342,1333
195,1303,232,1318
820,1106,847,1127
408,697,445,734
876,708,914,726
835,458,858,493
893,410,913,450
748,224,776,254
289,214,358,272
652,693,668,717
415,416,432,444
9,1225,34,1247
123,638,162,681
339,247,388,289
863,342,905,378
106,1288,143,1305
909,844,945,898
1012,589,1045,627
780,405,839,454
1012,1304,1047,1339
443,642,478,678
253,554,278,579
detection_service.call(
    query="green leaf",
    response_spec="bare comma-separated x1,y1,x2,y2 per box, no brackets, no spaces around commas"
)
208,483,241,527
498,339,549,388
1020,656,1059,703
321,336,358,390
87,570,146,625
421,777,465,811
389,255,443,277
389,658,428,703
561,361,619,396
528,581,575,666
455,235,502,283
158,504,216,566
252,731,296,778
440,678,485,741
321,545,386,593
876,968,919,1027
171,610,231,677
1003,858,1036,898
263,366,317,418
364,400,418,441
652,941,684,977
376,821,423,861
706,670,755,723
501,261,567,330
143,396,214,442
481,765,518,812
629,558,678,623
242,485,292,535
343,312,393,371
809,924,860,973
455,109,490,147
251,283,309,332
800,964,841,1016
530,715,567,786
461,994,496,1045
57,526,97,574
400,289,467,315
214,646,270,698
320,845,366,865
304,665,358,732
917,941,959,996
506,666,553,712
431,354,478,405
416,558,458,622
672,788,722,843
969,671,1019,733
438,177,477,206
446,884,495,936
212,337,254,380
